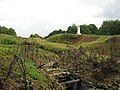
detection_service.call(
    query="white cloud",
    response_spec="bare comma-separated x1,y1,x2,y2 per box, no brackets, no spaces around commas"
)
0,0,104,37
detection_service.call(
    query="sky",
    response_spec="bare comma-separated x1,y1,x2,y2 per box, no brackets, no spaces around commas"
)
0,0,119,37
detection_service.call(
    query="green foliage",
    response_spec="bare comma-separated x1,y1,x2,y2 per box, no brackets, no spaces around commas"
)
47,34,78,42
99,20,120,35
47,34,80,44
46,29,66,38
40,42,68,52
66,24,98,35
89,24,98,34
79,35,111,47
0,31,120,89
67,24,77,34
0,26,16,36
1,38,17,45
46,23,98,37
25,61,48,87
30,34,41,38
0,35,18,45
80,24,91,34
0,43,55,89
59,45,120,87
27,38,69,52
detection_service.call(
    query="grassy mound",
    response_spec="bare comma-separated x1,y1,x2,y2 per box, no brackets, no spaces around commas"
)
105,35,120,43
79,35,120,48
47,34,98,45
26,38,69,52
47,34,80,44
0,34,120,89
0,34,61,89
78,35,111,47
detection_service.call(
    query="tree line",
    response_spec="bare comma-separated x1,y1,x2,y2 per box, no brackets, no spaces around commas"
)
46,20,120,37
0,20,120,37
0,26,16,36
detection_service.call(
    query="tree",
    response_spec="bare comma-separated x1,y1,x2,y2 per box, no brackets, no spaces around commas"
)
9,28,17,36
67,24,77,34
89,24,98,34
99,20,120,35
46,29,66,38
80,24,91,34
30,34,41,38
0,26,16,36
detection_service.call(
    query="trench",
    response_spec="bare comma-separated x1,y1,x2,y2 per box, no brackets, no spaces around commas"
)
57,74,92,90
45,62,94,90
47,65,93,90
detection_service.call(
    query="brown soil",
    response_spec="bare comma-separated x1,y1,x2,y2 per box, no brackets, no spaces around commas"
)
57,35,98,45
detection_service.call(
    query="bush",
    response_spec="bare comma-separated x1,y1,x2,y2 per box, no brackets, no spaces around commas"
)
0,26,16,36
1,38,17,45
30,34,41,38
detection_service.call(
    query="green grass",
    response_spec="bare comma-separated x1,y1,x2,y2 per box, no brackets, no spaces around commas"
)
46,34,116,48
0,34,120,89
0,34,60,88
47,34,80,44
0,34,22,45
47,34,79,42
16,60,49,87
76,35,112,48
28,38,69,52
0,47,52,89
0,34,69,52
1,34,120,52
76,35,120,48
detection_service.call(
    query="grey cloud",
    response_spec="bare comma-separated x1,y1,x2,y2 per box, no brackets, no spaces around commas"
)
79,0,109,7
80,0,120,19
101,0,120,19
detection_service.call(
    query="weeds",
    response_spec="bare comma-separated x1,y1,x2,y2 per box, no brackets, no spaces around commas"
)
0,41,53,90
58,43,120,88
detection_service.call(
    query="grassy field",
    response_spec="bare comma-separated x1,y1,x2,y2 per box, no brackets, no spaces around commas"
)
0,34,61,89
47,34,80,44
0,34,120,89
29,38,69,52
46,34,120,48
77,35,111,47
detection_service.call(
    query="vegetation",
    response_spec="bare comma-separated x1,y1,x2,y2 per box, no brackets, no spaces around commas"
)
30,34,41,38
46,34,113,46
99,20,120,35
80,24,98,34
0,34,18,45
45,29,66,38
58,42,120,89
89,24,98,34
0,26,16,36
0,39,61,89
47,34,79,44
0,22,120,89
27,38,69,52
46,20,120,38
67,24,77,34
45,24,98,37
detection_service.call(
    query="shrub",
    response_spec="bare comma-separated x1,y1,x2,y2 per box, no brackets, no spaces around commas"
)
1,38,17,45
